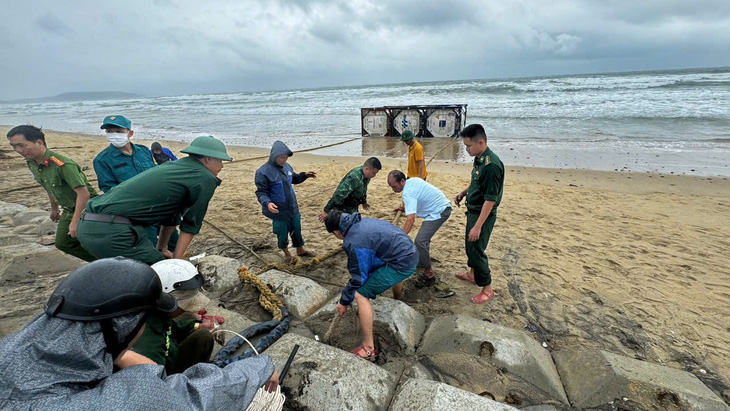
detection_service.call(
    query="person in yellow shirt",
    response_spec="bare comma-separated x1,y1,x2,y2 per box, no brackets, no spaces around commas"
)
401,130,427,180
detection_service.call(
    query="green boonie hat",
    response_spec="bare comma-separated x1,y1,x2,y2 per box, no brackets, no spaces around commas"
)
100,115,132,130
181,135,232,161
400,130,415,141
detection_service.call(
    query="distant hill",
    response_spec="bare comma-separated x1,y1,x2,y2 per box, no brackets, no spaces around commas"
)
2,91,142,104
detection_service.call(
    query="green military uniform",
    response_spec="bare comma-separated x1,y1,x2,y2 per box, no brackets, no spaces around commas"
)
76,156,221,264
26,149,97,262
131,312,214,375
324,166,370,214
465,147,504,287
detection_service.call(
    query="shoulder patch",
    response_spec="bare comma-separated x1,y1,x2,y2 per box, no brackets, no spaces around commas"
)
50,156,66,167
484,155,491,165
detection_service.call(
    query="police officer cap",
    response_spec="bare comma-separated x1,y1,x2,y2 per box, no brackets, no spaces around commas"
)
45,257,178,321
181,135,233,161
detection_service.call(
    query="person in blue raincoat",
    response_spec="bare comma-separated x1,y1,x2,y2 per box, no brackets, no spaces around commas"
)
325,211,418,361
255,141,317,264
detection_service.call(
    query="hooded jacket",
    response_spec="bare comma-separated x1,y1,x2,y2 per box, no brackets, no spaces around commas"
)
338,213,419,305
255,141,308,221
0,312,274,410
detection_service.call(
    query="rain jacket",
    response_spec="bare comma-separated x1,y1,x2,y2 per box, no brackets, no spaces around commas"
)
338,213,419,305
323,166,369,214
255,141,308,221
0,312,274,410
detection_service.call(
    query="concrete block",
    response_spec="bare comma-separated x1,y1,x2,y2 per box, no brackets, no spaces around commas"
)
12,210,49,226
265,333,399,410
194,255,241,292
0,233,26,247
38,219,57,236
0,201,28,219
389,378,519,411
553,349,730,411
418,316,568,405
257,269,330,319
0,243,84,283
309,296,426,355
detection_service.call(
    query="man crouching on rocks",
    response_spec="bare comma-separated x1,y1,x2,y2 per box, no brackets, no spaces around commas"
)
325,210,418,361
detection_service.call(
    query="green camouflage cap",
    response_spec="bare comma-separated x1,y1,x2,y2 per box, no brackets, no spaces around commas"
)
180,136,232,161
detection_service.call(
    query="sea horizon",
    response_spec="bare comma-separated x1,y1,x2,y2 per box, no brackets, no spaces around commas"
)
1,66,729,177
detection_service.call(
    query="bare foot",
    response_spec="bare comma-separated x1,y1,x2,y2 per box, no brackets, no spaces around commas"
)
471,290,496,304
455,272,476,285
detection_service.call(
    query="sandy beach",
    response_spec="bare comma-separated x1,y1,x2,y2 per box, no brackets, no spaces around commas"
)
1,127,729,391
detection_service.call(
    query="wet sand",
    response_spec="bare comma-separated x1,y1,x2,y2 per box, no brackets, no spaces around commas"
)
2,128,729,391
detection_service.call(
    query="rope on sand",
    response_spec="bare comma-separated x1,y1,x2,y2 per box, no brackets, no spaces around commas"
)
204,219,269,266
322,312,342,343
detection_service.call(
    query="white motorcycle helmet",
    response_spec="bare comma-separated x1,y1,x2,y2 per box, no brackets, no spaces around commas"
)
150,259,205,293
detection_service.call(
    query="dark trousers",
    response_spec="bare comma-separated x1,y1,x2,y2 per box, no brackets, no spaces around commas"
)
77,219,165,264
167,329,215,375
465,210,497,287
56,210,96,262
414,207,451,269
272,213,304,249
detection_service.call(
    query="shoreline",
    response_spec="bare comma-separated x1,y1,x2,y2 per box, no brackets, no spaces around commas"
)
3,126,729,197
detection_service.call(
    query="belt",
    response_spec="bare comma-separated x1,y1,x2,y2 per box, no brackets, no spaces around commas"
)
81,212,133,225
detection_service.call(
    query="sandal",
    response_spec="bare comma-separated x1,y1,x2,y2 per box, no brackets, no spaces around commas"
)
434,289,455,298
471,291,496,304
350,344,378,362
297,250,317,257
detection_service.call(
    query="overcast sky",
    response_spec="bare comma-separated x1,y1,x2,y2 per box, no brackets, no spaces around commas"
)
1,0,729,100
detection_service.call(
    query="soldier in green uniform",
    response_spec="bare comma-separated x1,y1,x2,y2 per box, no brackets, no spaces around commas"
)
318,157,382,222
454,124,504,304
76,135,232,264
6,125,97,262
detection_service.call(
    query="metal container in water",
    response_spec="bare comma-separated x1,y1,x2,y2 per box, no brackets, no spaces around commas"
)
360,104,466,137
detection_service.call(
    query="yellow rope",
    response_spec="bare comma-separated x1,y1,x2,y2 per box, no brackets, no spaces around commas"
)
238,267,284,321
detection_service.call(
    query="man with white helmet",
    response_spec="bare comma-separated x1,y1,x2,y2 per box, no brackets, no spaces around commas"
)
131,259,217,374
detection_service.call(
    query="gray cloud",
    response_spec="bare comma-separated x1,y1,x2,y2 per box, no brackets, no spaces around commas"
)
0,0,728,100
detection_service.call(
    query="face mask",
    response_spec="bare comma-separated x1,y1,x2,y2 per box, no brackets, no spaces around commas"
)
106,133,129,148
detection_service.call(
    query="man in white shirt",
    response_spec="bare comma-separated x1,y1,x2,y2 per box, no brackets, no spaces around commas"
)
388,170,452,286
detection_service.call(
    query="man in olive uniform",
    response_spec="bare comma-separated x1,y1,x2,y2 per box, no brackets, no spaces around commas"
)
77,135,231,264
454,124,504,304
318,157,381,222
6,125,97,261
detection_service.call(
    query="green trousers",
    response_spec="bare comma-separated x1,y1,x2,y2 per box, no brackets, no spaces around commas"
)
56,210,96,262
167,329,215,375
76,219,165,265
272,213,304,249
465,210,497,287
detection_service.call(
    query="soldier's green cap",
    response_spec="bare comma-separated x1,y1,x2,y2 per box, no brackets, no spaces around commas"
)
181,136,232,161
400,130,415,141
100,115,132,130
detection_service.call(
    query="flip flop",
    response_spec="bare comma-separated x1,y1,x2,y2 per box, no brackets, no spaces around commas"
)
455,272,476,284
297,250,317,257
471,291,496,304
434,289,455,298
284,256,298,265
350,344,378,362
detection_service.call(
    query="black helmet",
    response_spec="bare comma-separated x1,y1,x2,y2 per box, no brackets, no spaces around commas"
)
45,257,177,321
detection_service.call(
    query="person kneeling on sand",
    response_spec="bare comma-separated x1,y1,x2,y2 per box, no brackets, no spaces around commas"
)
454,124,505,304
131,259,217,375
255,141,318,264
0,257,278,410
387,170,452,287
325,210,418,361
